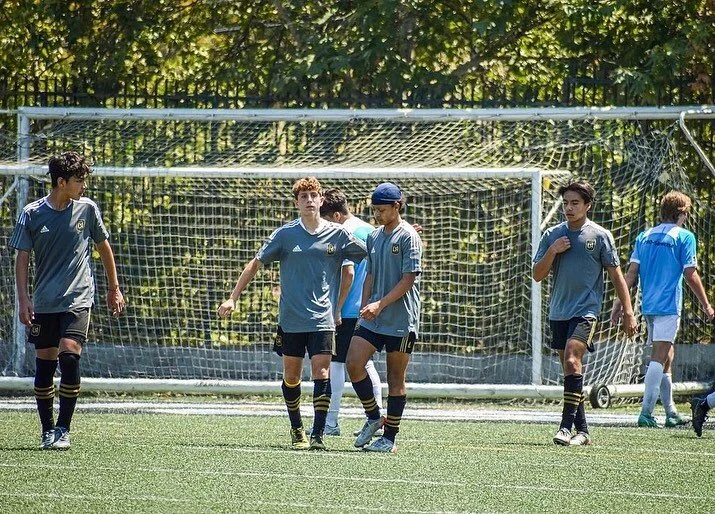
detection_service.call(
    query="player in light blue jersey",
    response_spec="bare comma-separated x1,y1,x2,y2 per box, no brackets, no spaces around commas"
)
316,188,383,437
611,191,713,428
346,182,422,453
9,151,125,450
534,180,636,447
217,177,367,451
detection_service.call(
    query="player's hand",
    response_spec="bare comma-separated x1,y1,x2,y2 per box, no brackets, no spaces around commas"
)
359,301,382,321
703,304,714,322
550,236,571,255
335,313,342,327
610,302,622,326
412,223,423,233
217,298,236,318
107,288,125,317
18,296,34,326
621,312,637,338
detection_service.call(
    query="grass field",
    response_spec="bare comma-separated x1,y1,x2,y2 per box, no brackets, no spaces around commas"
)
0,401,713,513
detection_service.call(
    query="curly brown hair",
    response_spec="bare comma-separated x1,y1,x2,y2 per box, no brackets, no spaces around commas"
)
660,191,691,222
291,176,322,198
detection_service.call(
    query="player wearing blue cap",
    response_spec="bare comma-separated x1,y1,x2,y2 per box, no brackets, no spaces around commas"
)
347,182,423,453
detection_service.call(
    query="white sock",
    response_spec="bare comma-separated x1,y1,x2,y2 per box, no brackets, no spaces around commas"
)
707,391,715,409
659,373,677,417
326,362,346,428
365,359,383,409
641,361,664,416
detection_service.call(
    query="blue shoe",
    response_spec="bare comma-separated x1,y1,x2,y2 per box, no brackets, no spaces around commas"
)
40,430,55,450
50,426,71,449
637,413,660,428
307,424,341,436
354,417,384,447
363,436,397,453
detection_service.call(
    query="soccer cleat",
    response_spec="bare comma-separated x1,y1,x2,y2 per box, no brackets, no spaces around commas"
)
309,434,326,451
692,400,709,437
552,427,572,446
290,427,309,450
40,430,55,450
50,427,71,450
306,424,341,436
637,413,660,428
363,436,397,453
354,417,384,447
664,413,690,428
569,431,592,446
352,427,384,438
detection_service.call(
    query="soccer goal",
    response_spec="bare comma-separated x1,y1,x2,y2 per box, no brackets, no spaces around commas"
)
1,106,713,403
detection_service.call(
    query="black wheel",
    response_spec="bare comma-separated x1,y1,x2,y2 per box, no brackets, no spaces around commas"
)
589,384,611,409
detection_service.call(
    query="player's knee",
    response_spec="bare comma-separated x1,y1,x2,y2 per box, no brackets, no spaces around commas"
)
345,358,366,382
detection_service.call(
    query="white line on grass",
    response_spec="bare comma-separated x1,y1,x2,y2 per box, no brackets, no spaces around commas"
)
0,463,711,502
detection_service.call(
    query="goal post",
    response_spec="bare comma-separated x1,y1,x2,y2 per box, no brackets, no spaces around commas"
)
1,106,713,402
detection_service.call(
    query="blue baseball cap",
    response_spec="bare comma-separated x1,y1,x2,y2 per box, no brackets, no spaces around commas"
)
371,182,403,205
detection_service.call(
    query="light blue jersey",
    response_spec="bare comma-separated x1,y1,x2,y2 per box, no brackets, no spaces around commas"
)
9,196,110,313
534,220,619,321
630,223,697,316
360,220,422,337
340,216,374,319
256,218,367,332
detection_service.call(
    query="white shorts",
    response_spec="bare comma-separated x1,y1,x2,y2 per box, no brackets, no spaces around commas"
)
644,315,680,344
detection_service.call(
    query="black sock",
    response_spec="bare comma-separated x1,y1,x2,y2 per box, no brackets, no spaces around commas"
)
312,379,331,435
574,393,589,434
34,358,58,433
282,379,303,429
352,376,380,419
383,395,407,442
56,353,81,431
560,374,583,431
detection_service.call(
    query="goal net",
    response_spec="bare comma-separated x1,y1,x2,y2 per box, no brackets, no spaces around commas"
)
1,107,713,398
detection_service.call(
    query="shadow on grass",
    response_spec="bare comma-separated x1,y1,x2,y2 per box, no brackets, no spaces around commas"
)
179,441,365,455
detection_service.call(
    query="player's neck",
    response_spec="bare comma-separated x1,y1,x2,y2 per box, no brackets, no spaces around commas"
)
383,216,401,233
47,190,71,210
300,213,323,233
567,217,587,231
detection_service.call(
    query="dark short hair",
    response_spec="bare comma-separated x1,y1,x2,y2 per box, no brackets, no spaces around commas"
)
320,188,349,217
557,180,595,204
47,151,91,187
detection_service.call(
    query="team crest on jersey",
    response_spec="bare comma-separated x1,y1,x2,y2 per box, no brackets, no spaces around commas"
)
76,219,86,231
585,239,596,251
327,243,335,255
392,243,400,254
30,324,41,337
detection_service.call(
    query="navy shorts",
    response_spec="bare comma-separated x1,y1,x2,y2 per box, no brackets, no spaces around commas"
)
353,325,416,354
28,308,91,349
334,318,358,363
274,327,335,358
549,316,597,353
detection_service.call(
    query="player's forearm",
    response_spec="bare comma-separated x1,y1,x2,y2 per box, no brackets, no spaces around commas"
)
335,266,354,313
230,258,261,301
96,240,121,289
15,251,31,301
610,269,634,315
532,250,556,282
685,269,712,311
361,273,373,308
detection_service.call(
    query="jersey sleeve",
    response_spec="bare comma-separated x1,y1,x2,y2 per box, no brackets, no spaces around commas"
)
680,231,698,269
256,227,283,264
533,230,551,264
401,230,422,274
599,230,620,268
88,201,110,244
341,229,367,264
365,234,374,275
8,209,32,252
630,232,642,264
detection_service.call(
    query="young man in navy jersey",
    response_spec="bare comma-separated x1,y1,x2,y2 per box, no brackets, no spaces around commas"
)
218,177,367,450
10,151,125,449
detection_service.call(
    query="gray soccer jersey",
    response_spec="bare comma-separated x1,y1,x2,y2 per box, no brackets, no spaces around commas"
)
533,219,619,321
9,196,110,313
256,218,367,333
360,220,422,337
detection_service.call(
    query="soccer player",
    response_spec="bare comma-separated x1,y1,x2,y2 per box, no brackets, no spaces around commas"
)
346,182,422,453
692,389,715,437
317,188,383,436
611,191,714,428
9,151,125,450
217,177,367,451
533,180,636,446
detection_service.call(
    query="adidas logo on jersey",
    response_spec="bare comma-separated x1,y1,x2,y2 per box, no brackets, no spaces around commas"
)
40,225,49,233
292,245,302,253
